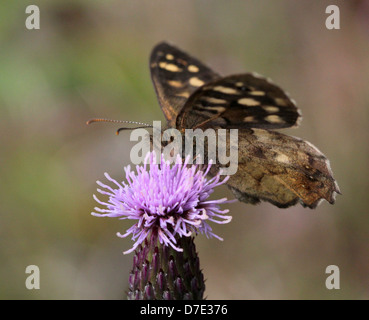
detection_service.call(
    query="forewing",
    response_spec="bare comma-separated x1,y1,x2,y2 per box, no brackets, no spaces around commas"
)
150,42,220,127
177,74,301,131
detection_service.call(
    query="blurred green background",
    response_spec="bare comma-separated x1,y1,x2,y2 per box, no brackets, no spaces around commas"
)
1,0,368,299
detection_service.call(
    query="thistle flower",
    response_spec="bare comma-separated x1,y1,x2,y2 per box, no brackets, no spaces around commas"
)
92,151,232,299
92,151,232,254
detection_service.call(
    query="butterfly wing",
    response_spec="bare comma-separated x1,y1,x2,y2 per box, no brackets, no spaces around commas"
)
211,128,340,208
149,42,340,208
176,73,301,131
150,42,220,127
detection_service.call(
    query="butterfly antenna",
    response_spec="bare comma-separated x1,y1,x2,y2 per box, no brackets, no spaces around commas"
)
86,118,153,135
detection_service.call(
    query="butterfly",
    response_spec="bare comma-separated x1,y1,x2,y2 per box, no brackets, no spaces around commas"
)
150,42,340,209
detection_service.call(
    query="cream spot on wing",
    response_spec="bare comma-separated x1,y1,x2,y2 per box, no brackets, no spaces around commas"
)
189,77,205,87
201,96,227,104
243,116,255,122
249,91,265,96
168,80,183,88
274,97,289,107
263,106,279,113
235,82,244,87
275,153,290,164
166,54,174,60
265,115,282,123
203,105,226,113
165,64,182,72
213,86,239,95
176,91,190,98
188,65,199,72
159,62,182,72
238,98,260,106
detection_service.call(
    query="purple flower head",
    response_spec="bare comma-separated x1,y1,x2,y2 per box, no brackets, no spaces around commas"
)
92,151,232,254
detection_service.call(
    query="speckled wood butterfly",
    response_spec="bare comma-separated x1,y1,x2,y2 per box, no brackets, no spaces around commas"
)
150,42,340,208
